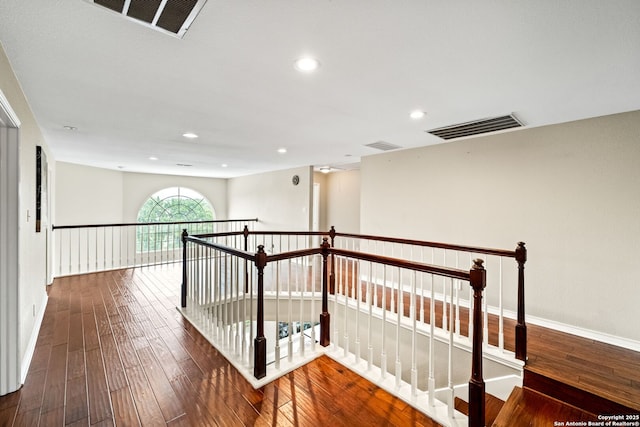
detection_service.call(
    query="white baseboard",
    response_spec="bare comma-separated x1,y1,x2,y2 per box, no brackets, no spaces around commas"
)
21,293,48,384
484,305,640,353
518,312,640,353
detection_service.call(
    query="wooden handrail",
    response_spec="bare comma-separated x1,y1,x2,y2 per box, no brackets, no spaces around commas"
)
335,229,516,258
184,235,256,262
52,218,258,230
330,247,471,281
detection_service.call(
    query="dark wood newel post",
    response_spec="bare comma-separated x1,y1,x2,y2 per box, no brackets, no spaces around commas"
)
181,229,188,308
243,225,250,293
254,245,267,379
329,226,336,294
515,242,527,362
243,225,249,251
468,258,486,427
320,238,331,346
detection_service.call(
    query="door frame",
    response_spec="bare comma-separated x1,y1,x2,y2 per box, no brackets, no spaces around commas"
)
0,88,22,395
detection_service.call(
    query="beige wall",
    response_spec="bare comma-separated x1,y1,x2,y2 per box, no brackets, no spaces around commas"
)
0,42,50,377
360,110,640,344
55,162,123,224
326,169,360,233
122,172,227,222
228,166,313,232
55,163,228,225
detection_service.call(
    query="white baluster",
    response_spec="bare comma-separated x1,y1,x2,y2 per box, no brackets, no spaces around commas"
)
448,277,455,421
499,256,505,351
468,253,474,341
411,271,418,398
354,259,361,364
343,256,349,358
299,252,305,357
395,267,402,389
483,256,489,349
310,255,316,350
380,265,387,379
288,259,293,362
455,252,461,338
442,250,448,332
367,261,374,371
275,261,281,369
428,273,435,407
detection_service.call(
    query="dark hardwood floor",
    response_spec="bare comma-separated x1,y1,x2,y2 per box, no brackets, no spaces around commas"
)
2,263,639,426
0,266,441,427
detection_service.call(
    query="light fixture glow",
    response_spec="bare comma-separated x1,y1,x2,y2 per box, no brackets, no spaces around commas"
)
221,164,228,168
410,110,426,120
277,148,287,154
294,57,320,72
182,132,198,139
149,156,158,161
319,167,331,174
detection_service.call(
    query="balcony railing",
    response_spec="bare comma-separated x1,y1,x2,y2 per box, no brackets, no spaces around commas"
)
181,227,527,427
51,219,258,277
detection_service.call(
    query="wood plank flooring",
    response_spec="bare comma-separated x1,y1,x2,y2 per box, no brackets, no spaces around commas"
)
2,262,639,426
0,266,441,427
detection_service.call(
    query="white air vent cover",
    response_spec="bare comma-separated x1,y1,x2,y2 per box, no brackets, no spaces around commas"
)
365,141,402,151
426,114,524,140
87,0,207,38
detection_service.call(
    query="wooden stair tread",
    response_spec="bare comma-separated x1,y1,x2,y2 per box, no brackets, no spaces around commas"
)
454,393,504,427
492,386,599,427
526,323,640,413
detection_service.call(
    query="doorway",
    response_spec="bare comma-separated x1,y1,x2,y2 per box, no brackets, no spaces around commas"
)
0,89,21,395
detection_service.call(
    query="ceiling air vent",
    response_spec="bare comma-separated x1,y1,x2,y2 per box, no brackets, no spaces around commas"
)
88,0,207,38
365,141,402,151
426,114,524,140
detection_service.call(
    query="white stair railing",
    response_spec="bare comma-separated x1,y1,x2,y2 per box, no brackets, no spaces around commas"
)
180,229,527,426
52,219,257,277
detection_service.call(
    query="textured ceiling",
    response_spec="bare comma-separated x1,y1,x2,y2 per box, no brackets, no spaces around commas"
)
0,0,639,178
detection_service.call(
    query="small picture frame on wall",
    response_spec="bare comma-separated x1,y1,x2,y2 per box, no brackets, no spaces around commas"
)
36,145,48,232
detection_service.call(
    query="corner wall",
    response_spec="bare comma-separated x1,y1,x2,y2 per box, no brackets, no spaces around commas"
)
228,166,313,232
0,42,50,393
360,110,640,344
326,169,360,233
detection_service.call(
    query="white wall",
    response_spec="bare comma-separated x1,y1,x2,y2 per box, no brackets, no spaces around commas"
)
360,110,640,344
55,162,123,225
55,163,228,225
121,172,227,222
0,42,50,393
326,169,360,233
228,166,313,232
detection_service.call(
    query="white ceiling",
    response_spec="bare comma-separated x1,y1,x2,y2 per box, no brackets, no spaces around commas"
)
1,0,639,178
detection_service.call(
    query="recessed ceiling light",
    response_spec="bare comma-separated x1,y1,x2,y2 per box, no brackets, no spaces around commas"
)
149,156,158,161
221,164,228,168
277,148,287,154
63,125,77,131
410,110,426,120
176,163,193,167
182,132,198,139
294,57,320,72
319,167,331,174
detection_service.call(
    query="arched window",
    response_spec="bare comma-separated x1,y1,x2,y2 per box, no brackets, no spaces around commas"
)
137,187,215,223
136,187,215,253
